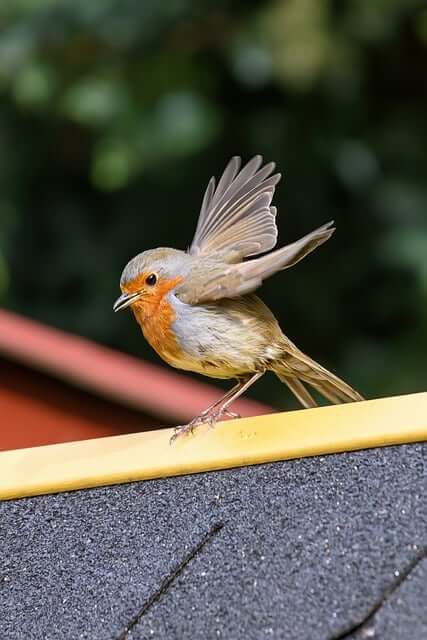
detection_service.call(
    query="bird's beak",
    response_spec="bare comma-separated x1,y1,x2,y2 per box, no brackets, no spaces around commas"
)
113,291,142,312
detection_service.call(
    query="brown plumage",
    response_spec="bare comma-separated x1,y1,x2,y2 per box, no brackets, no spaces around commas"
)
114,155,363,440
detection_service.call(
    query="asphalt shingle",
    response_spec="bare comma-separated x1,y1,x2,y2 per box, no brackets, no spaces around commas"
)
1,443,426,640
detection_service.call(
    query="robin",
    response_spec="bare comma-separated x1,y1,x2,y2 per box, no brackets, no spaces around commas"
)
114,156,363,440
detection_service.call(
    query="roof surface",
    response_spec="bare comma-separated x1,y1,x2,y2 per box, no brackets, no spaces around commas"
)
1,442,426,639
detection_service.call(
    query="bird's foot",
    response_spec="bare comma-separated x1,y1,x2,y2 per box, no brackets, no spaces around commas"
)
222,409,241,420
169,407,241,444
170,412,215,444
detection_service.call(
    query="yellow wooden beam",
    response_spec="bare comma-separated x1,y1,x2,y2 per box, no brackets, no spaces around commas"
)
1,392,427,501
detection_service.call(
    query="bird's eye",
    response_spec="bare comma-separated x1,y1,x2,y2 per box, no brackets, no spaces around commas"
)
145,273,157,286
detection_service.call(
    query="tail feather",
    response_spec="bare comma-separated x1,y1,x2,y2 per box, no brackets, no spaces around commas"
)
307,380,350,404
272,343,363,407
277,375,318,409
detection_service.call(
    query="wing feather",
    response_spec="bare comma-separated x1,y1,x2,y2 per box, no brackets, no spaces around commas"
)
189,155,280,259
179,222,335,304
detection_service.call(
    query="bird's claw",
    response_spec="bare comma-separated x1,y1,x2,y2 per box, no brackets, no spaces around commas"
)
169,407,240,444
223,409,241,420
169,423,195,444
169,415,210,444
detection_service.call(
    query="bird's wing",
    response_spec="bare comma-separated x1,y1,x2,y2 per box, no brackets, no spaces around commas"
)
178,221,335,304
188,155,281,261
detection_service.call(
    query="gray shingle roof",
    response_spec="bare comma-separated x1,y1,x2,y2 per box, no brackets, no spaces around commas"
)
1,443,426,639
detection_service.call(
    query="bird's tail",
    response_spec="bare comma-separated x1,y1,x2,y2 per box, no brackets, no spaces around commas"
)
272,342,363,409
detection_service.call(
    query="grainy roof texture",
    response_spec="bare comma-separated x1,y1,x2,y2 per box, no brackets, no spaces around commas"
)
1,442,426,639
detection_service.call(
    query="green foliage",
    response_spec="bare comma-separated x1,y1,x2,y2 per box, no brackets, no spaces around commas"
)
0,0,426,406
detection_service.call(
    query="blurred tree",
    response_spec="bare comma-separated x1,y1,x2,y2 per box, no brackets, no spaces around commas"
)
0,0,426,407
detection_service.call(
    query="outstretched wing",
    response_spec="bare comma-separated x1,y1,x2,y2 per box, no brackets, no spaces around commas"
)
189,155,281,260
179,222,335,305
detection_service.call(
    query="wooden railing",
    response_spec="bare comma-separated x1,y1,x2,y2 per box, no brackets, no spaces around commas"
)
1,392,427,500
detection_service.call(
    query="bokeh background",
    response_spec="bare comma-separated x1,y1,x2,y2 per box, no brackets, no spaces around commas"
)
1,0,426,411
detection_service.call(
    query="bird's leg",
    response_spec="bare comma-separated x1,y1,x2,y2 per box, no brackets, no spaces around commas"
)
196,380,245,420
211,371,264,422
170,380,246,443
171,371,264,442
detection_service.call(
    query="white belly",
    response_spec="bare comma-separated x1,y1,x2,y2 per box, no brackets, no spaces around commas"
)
169,293,283,379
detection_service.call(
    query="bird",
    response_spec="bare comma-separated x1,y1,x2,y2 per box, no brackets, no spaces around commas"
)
113,155,363,441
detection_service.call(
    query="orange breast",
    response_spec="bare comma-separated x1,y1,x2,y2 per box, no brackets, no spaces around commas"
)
136,301,181,363
131,276,183,366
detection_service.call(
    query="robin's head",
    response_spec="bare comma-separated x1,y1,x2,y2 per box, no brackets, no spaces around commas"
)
113,248,189,313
